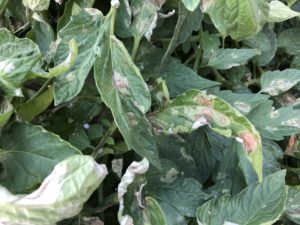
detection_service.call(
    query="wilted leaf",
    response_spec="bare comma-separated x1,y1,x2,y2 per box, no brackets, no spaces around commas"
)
17,86,53,121
0,155,107,225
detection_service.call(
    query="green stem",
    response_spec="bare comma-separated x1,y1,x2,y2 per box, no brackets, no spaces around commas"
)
92,122,117,159
212,68,232,87
184,54,196,65
222,36,226,49
131,35,141,61
193,27,203,71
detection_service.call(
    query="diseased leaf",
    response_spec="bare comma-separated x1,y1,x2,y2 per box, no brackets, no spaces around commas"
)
247,100,300,140
201,0,269,40
149,89,263,180
260,69,300,96
0,155,107,225
268,0,300,23
262,139,283,177
0,100,13,128
207,48,259,70
0,122,81,193
0,28,41,96
22,0,50,11
94,8,160,167
197,170,287,225
54,9,103,105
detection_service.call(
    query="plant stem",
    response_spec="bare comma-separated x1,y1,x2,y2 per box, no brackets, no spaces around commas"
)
212,68,232,87
131,35,141,61
193,27,203,71
92,122,117,159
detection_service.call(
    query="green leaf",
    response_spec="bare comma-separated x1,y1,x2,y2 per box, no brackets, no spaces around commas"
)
260,69,300,96
28,14,55,63
278,27,300,55
197,170,287,225
243,27,277,66
53,9,103,105
0,28,41,96
162,2,203,64
17,86,53,121
262,139,283,177
0,122,81,193
0,100,13,128
268,0,300,23
0,0,8,15
143,197,168,225
147,161,211,217
137,48,219,97
94,9,160,168
201,32,220,64
247,100,300,140
201,0,269,40
285,186,300,224
181,0,201,11
207,48,258,70
22,0,50,11
0,155,107,225
149,89,263,180
69,128,91,151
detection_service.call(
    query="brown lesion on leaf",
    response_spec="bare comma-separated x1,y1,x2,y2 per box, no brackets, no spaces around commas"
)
194,94,214,107
239,132,258,153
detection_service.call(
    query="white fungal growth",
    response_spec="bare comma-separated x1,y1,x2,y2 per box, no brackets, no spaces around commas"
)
192,116,208,130
0,61,15,74
113,71,129,95
111,0,120,7
160,168,179,183
233,101,251,113
14,88,22,97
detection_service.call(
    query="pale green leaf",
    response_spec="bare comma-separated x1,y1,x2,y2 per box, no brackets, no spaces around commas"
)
0,0,8,15
260,69,300,96
0,122,81,193
143,197,168,225
149,90,263,180
202,0,269,40
54,9,103,105
268,0,300,23
0,155,107,225
17,86,53,121
94,9,160,167
181,0,201,11
0,28,41,96
197,170,287,225
22,0,50,11
207,48,259,70
0,100,13,128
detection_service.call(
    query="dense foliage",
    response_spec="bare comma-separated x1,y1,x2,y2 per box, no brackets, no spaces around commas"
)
0,0,300,224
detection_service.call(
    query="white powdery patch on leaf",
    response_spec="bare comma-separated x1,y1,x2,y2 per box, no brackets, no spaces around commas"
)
117,158,149,225
113,71,129,95
0,60,15,74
